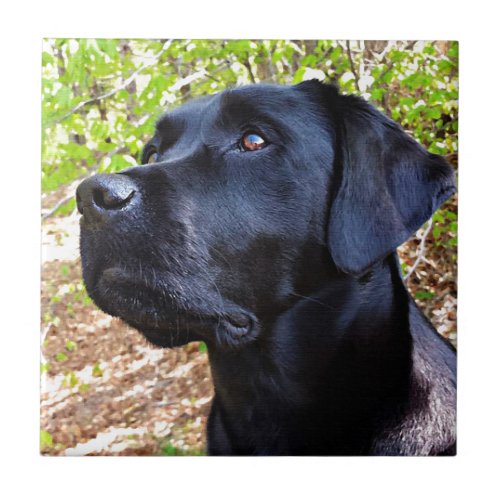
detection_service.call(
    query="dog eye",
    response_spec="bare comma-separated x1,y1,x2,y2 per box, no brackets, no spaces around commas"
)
240,132,267,152
146,151,159,164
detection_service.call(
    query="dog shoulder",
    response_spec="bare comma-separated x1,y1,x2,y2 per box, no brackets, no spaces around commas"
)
371,302,457,455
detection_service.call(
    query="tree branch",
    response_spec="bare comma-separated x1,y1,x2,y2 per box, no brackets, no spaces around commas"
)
346,41,361,92
41,191,77,220
50,40,173,125
42,145,129,221
243,55,257,84
404,218,433,281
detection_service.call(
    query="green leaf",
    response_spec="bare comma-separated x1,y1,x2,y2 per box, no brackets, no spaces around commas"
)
42,51,54,66
79,383,91,393
54,86,73,109
433,211,445,223
96,39,118,59
92,362,103,377
63,371,79,388
370,88,386,101
382,70,394,84
301,54,317,66
162,443,178,456
291,67,306,84
438,59,454,73
54,198,76,217
448,42,458,59
425,107,442,120
55,352,68,362
433,226,444,239
106,154,136,173
60,264,70,277
40,430,54,449
399,97,414,108
388,50,407,63
65,340,77,351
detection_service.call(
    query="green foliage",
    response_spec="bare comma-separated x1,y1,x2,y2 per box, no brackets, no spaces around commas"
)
43,311,60,326
92,362,103,377
78,383,90,393
55,352,68,362
42,39,457,261
53,198,76,217
62,371,79,388
65,340,77,351
161,442,205,456
60,264,70,277
40,430,54,450
433,206,458,249
49,280,93,308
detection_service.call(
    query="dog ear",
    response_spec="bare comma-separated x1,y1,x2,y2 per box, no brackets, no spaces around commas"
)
299,81,456,275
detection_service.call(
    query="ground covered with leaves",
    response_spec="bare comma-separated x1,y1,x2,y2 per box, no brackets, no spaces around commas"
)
41,208,213,456
40,40,458,456
40,193,456,456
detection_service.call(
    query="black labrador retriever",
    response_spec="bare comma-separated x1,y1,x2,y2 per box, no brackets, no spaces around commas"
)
76,80,456,455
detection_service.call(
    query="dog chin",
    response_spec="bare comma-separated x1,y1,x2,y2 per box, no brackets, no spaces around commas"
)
133,315,259,350
85,266,260,349
132,326,195,348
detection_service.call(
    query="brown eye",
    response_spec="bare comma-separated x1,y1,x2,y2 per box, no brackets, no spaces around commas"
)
147,151,158,164
241,132,267,152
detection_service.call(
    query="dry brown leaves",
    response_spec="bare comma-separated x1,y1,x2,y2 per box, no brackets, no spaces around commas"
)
41,204,457,456
41,215,213,455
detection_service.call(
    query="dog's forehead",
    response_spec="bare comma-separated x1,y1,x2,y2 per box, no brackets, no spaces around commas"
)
155,95,214,134
220,84,303,107
216,84,322,121
155,84,322,134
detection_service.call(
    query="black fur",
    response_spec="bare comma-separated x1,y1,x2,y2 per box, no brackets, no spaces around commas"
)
76,81,456,455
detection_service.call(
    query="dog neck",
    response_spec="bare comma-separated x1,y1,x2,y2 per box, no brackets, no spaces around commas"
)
206,253,414,454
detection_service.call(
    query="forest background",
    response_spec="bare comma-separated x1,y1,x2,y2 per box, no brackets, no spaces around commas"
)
41,39,458,456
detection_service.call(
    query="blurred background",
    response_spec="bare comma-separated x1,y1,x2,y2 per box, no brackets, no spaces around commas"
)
41,39,458,456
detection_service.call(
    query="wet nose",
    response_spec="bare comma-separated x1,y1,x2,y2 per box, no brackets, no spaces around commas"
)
76,174,137,222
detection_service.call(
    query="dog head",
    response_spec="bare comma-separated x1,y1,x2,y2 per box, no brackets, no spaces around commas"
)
77,81,455,349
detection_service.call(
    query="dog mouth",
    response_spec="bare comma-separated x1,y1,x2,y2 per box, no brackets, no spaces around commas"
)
137,314,256,348
84,265,259,349
217,314,257,345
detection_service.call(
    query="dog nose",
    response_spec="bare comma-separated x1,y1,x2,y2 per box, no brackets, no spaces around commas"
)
76,174,137,221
